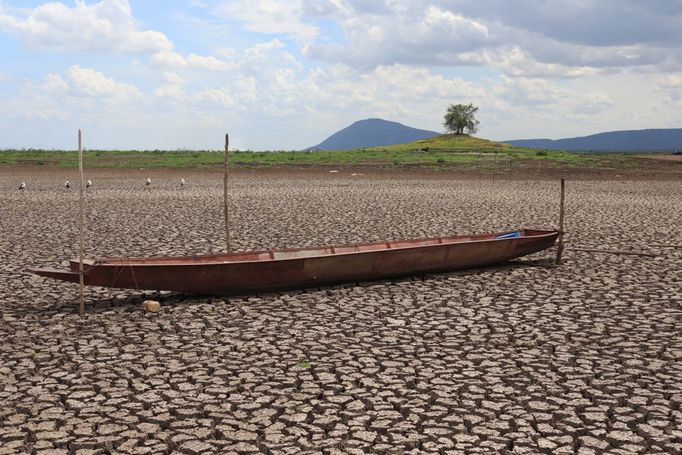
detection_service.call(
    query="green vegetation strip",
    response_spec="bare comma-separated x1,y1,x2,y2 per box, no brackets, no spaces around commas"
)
0,135,636,169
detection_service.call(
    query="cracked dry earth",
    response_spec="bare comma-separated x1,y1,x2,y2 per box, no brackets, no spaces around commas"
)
1,168,681,455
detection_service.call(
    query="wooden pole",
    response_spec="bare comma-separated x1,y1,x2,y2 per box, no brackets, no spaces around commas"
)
555,177,565,265
224,133,231,253
650,243,682,249
78,129,85,317
492,153,497,183
567,247,655,257
508,158,512,181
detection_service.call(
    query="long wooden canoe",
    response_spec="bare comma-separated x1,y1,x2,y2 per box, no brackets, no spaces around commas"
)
29,229,558,295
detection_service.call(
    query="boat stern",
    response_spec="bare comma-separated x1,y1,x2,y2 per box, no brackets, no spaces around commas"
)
27,267,82,284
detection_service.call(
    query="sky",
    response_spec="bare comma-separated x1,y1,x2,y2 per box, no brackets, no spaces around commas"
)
0,0,681,150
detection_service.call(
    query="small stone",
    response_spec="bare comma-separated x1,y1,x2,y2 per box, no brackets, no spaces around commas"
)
142,300,161,312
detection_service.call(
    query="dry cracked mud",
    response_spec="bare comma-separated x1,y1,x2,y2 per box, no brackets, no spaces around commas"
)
1,167,680,454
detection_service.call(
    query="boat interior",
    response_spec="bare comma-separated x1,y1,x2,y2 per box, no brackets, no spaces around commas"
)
77,229,555,266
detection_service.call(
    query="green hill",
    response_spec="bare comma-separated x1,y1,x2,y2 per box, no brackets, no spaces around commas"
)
376,133,518,153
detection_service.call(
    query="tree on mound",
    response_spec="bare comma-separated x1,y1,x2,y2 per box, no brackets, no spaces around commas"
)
443,103,480,135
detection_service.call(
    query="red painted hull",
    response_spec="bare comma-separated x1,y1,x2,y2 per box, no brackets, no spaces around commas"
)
29,229,558,295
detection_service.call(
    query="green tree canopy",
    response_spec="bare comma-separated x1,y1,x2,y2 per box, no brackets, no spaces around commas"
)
443,103,480,135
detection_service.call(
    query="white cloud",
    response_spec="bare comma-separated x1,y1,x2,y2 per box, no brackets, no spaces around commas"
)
213,0,318,42
301,0,682,76
436,0,682,48
307,5,491,68
151,51,188,68
154,84,186,100
215,47,236,59
150,39,294,82
244,38,286,57
0,0,172,53
486,75,616,137
196,87,237,108
67,65,141,98
0,75,71,120
40,74,69,93
1,92,66,121
345,0,393,15
234,77,258,103
493,76,613,111
658,74,682,89
302,0,344,17
655,74,682,105
162,72,185,85
151,51,236,72
485,47,607,79
187,54,236,72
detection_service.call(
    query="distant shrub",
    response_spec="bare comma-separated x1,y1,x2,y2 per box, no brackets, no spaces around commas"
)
536,150,547,156
437,158,446,164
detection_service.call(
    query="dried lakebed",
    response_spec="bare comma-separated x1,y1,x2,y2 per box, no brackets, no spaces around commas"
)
1,168,681,454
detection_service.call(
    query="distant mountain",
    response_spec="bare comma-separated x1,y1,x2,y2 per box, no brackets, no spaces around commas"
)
309,118,439,150
504,128,682,151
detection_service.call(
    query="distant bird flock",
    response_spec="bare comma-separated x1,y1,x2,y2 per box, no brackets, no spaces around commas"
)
17,177,188,191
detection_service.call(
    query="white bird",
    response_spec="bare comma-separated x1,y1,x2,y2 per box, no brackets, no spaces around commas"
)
64,180,71,189
145,177,151,187
180,178,185,188
18,182,26,190
86,179,92,189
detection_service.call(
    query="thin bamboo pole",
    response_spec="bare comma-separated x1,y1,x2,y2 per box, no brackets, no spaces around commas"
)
224,133,231,253
567,247,655,257
555,177,565,265
78,130,85,317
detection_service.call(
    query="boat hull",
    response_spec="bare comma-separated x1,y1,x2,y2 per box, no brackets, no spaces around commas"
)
29,229,558,295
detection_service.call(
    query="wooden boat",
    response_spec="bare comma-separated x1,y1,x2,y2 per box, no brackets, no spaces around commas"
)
28,229,558,295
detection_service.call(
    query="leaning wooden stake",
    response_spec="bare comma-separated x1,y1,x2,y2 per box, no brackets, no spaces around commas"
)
650,243,682,249
224,133,231,253
78,129,85,317
555,177,565,265
567,247,655,257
